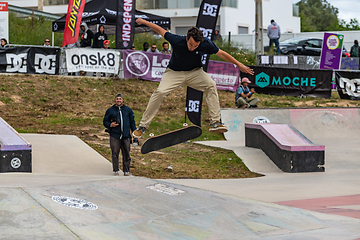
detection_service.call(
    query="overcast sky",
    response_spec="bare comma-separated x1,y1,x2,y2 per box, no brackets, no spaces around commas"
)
293,0,360,23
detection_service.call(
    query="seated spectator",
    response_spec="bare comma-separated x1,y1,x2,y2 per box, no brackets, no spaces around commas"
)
235,78,259,109
43,38,51,47
143,42,149,51
131,45,136,50
147,44,160,53
161,41,172,54
0,38,8,48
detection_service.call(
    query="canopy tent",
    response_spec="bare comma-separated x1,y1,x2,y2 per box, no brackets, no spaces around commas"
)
52,0,170,34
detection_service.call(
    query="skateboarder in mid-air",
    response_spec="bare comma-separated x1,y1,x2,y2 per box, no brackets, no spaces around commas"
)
132,18,254,139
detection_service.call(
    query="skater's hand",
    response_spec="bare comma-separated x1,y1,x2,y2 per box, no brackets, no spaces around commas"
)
110,121,119,127
136,18,146,25
239,64,254,75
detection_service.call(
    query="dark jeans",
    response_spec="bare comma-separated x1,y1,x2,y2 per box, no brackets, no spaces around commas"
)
269,38,280,54
110,137,131,173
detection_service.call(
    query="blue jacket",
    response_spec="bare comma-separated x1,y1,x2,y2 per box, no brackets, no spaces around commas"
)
103,104,136,139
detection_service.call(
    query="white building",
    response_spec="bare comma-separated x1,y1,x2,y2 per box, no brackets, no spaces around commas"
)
7,0,300,36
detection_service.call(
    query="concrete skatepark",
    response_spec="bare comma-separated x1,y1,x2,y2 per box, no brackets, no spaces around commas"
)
1,108,360,239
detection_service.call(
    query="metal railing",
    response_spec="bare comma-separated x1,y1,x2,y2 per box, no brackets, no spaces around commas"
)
8,4,61,21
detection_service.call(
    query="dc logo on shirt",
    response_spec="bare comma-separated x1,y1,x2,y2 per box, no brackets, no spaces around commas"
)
34,54,57,74
188,100,200,112
199,27,213,38
6,53,27,73
203,3,218,17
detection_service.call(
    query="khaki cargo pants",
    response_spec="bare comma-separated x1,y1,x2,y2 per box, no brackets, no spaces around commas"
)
140,68,221,128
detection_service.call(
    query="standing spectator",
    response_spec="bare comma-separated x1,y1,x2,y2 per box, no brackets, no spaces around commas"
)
161,41,172,54
350,40,359,57
92,25,108,48
43,38,51,47
147,43,160,53
80,22,93,48
212,30,222,41
267,19,281,55
0,38,8,48
143,42,149,51
103,93,136,176
235,78,259,109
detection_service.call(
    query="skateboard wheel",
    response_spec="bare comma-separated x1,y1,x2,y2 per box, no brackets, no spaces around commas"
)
183,123,188,127
149,133,154,137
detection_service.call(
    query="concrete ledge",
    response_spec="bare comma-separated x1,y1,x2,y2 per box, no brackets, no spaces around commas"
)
245,123,325,172
0,118,32,173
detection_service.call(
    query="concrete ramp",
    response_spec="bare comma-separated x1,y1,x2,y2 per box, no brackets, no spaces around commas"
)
222,108,360,145
22,134,112,175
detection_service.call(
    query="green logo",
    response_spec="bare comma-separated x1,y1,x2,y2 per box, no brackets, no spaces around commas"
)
256,72,270,88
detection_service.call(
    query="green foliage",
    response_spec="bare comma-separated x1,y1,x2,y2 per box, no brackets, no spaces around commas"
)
299,12,317,32
209,39,257,66
338,19,360,31
297,0,339,32
297,0,360,32
9,12,64,46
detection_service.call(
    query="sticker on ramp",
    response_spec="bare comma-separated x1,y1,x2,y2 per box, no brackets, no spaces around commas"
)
52,196,98,210
146,183,185,196
253,116,270,123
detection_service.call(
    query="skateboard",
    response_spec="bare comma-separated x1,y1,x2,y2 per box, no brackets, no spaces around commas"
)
141,126,202,154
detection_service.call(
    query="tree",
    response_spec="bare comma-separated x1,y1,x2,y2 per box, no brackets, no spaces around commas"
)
338,19,360,31
297,0,339,32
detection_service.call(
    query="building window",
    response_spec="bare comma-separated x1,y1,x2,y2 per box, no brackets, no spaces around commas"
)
238,26,248,34
138,0,237,10
175,27,191,36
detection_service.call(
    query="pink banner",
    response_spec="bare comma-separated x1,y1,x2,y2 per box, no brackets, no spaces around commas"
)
123,50,240,92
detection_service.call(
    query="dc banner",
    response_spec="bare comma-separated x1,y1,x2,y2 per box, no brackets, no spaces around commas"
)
241,66,332,98
123,50,240,91
66,48,120,73
0,47,60,75
335,71,360,100
116,0,136,49
186,0,222,126
63,0,86,47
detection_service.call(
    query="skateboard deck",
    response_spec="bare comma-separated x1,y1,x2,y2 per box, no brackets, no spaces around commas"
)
141,126,202,154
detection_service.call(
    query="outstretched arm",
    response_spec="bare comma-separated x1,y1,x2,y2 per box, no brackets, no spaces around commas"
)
136,18,167,38
215,49,254,75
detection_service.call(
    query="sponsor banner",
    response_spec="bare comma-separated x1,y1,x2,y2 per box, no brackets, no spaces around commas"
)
63,0,86,47
123,50,239,91
116,0,136,49
66,48,119,73
207,60,240,91
188,0,222,126
0,47,60,75
335,71,360,100
241,66,332,98
0,2,9,41
320,32,344,70
196,0,222,71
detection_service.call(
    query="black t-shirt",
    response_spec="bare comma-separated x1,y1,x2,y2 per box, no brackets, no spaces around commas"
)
164,32,219,71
